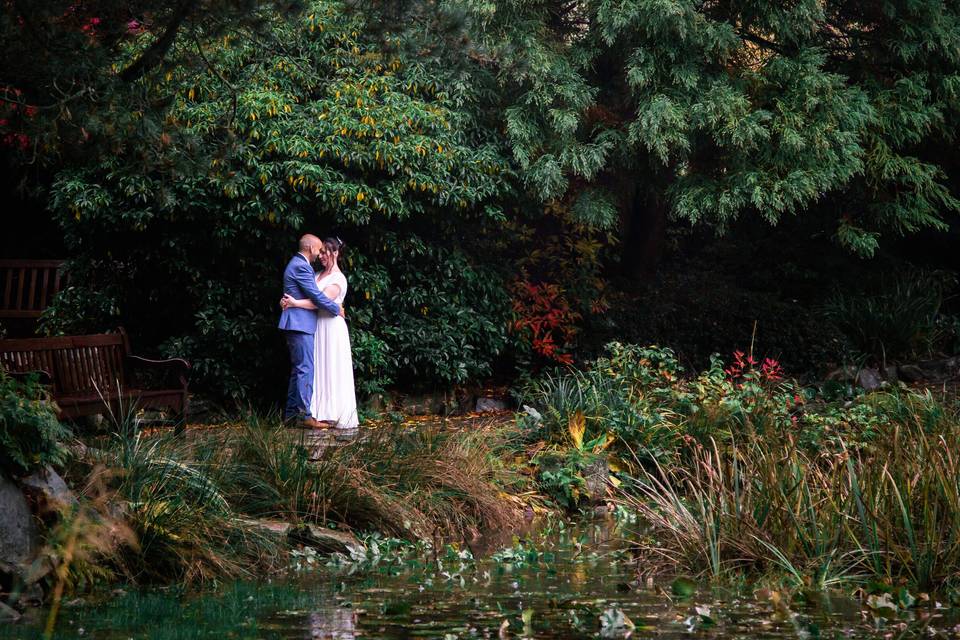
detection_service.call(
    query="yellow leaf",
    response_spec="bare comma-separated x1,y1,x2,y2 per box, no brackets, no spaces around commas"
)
568,411,585,450
187,88,195,100
356,192,365,202
268,211,276,222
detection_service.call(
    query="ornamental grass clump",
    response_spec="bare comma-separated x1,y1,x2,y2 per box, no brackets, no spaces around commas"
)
88,425,283,584
62,408,520,586
213,414,518,540
622,388,960,594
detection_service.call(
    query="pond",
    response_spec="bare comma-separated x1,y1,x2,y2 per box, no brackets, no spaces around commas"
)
3,515,955,639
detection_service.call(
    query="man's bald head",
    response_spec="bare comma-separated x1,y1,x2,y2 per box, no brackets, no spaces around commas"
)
299,234,321,252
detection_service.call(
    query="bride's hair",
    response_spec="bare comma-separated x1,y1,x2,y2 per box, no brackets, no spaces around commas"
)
323,236,345,257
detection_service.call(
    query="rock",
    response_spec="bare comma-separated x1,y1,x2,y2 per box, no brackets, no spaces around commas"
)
475,397,508,413
856,368,883,391
582,457,610,504
20,466,78,515
400,393,446,416
825,366,857,382
882,365,899,382
67,439,89,461
239,519,292,541
288,524,364,556
897,357,960,384
0,475,36,568
364,393,391,413
898,364,925,383
915,356,960,381
0,599,21,621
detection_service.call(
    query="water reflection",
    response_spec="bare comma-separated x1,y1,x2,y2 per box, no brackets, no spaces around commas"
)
4,517,960,639
308,607,357,639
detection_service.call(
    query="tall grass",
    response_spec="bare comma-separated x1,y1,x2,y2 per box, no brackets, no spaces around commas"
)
204,414,518,539
822,269,956,364
622,389,960,593
63,409,522,586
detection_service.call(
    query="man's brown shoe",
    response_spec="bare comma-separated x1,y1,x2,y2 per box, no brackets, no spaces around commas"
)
302,417,330,429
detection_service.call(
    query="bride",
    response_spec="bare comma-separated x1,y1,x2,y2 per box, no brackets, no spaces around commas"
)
280,237,359,429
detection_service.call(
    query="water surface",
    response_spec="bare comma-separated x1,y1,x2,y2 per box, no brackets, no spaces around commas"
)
3,517,953,638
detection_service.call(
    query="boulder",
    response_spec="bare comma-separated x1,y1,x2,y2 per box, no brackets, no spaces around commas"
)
400,393,446,416
0,475,36,568
475,397,509,413
582,457,610,504
239,519,292,542
898,364,925,383
288,524,364,556
825,366,857,382
856,368,883,392
898,357,960,383
0,599,21,622
20,466,78,515
364,393,391,413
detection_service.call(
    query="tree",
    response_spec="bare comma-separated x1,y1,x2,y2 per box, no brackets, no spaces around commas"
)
0,0,304,173
458,0,960,267
43,1,513,399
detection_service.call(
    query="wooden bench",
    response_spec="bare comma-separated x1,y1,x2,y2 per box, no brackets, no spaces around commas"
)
0,329,189,430
0,260,67,319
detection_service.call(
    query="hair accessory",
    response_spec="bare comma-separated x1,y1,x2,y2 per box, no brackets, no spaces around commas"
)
335,236,343,247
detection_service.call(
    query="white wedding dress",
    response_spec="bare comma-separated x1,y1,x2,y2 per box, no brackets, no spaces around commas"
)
309,271,359,429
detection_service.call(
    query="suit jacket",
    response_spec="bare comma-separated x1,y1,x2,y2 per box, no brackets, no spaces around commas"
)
278,254,340,334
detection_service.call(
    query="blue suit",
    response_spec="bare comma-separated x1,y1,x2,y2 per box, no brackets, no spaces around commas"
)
279,253,341,419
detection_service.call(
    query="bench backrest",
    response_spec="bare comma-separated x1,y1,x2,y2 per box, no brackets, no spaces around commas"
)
0,260,67,319
0,333,128,396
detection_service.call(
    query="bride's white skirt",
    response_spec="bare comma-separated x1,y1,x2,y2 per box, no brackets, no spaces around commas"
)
310,315,359,429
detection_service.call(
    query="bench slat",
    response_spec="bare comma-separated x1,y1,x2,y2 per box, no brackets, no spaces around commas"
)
14,268,25,310
3,269,11,309
1,330,187,428
0,334,124,350
27,269,38,311
40,268,50,309
1,260,67,319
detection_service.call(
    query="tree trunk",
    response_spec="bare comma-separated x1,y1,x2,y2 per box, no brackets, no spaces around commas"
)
621,186,667,279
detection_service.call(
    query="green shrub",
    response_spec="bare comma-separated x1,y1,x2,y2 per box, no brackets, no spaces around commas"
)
42,1,514,403
0,369,71,477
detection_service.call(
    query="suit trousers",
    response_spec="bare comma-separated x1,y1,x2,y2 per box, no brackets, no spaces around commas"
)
284,330,315,419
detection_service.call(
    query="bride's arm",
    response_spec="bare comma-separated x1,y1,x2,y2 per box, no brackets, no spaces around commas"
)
281,284,342,309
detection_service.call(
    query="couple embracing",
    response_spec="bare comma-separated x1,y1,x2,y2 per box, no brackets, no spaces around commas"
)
278,234,359,429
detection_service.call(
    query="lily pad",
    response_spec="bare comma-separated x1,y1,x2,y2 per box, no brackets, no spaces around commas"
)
671,577,697,597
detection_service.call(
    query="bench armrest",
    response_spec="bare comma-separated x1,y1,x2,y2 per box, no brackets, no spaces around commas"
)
126,355,190,388
6,368,54,385
128,355,191,369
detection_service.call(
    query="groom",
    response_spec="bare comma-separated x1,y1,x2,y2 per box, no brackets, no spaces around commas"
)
279,234,343,427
